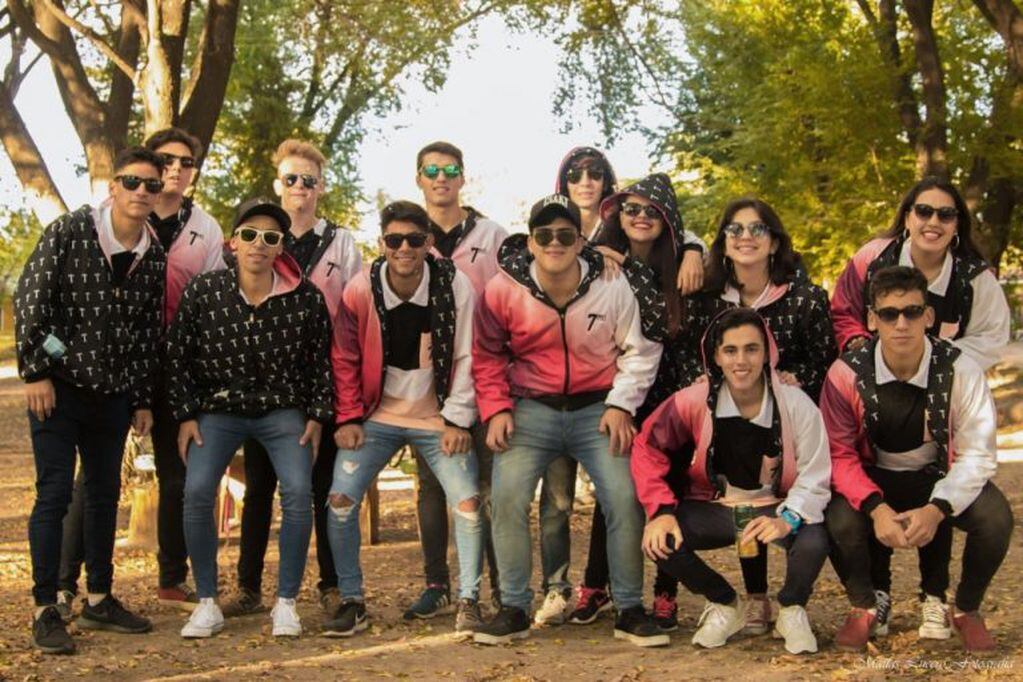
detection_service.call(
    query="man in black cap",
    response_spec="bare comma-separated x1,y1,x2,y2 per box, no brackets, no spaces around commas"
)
471,194,665,646
166,199,334,639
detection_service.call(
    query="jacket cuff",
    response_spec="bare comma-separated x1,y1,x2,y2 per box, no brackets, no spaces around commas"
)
680,243,703,254
860,492,884,515
929,498,953,518
653,503,677,519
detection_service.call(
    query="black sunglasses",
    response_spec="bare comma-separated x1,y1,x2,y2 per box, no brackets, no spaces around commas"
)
532,227,579,247
872,304,927,323
115,175,164,194
382,232,429,249
158,152,196,169
236,226,284,247
912,203,958,223
723,221,771,239
283,173,319,189
565,166,605,183
621,202,661,220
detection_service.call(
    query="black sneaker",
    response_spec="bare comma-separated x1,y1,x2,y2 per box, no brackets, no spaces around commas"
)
221,587,267,618
613,605,670,647
78,595,152,634
568,586,612,625
473,606,531,645
322,599,368,638
402,584,452,620
33,606,75,654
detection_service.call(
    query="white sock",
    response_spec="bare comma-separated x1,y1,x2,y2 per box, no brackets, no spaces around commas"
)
87,592,107,606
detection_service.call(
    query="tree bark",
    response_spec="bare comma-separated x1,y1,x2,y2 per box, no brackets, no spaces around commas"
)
903,0,949,179
0,83,67,223
106,1,142,149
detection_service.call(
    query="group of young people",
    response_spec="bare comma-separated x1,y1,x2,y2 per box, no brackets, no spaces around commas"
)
15,133,1012,660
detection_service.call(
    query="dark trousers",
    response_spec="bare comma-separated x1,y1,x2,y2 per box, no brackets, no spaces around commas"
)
583,500,677,597
29,379,131,605
237,428,336,593
827,468,1013,612
654,500,829,607
416,422,499,590
58,373,187,589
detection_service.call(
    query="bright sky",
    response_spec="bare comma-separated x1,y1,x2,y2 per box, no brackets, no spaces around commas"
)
0,15,670,243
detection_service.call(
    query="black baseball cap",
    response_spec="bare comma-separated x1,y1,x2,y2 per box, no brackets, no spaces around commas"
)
233,198,291,232
528,193,581,231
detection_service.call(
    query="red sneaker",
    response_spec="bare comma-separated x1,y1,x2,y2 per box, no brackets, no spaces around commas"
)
834,608,876,652
652,593,678,632
952,610,996,652
568,586,611,625
157,583,199,611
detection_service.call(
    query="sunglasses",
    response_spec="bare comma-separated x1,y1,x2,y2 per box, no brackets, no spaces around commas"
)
158,152,196,169
420,164,462,180
382,232,429,249
532,227,579,247
282,173,319,189
723,221,771,239
236,226,284,247
115,175,164,194
621,202,661,220
912,203,958,223
565,166,605,183
871,304,927,323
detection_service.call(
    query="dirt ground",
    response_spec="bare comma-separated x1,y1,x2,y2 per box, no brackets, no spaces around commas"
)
1,373,1022,682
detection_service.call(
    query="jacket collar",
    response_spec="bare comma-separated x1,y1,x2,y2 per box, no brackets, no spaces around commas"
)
875,337,932,388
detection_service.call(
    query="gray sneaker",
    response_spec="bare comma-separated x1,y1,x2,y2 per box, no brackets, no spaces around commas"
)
221,587,267,618
55,590,75,623
455,598,484,634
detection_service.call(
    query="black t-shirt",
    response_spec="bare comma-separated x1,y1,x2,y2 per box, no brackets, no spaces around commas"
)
285,229,321,272
713,416,778,491
873,381,927,452
149,212,181,253
385,302,431,370
430,221,464,259
109,251,137,288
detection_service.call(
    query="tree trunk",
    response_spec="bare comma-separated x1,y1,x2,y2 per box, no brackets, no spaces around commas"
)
0,84,67,223
904,0,949,179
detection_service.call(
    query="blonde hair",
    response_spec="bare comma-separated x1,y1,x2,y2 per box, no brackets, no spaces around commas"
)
272,139,326,174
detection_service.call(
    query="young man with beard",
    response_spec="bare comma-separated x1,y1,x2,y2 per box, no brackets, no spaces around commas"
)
17,147,166,653
403,141,507,620
225,139,362,618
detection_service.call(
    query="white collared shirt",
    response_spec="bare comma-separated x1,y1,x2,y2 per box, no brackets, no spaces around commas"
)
238,271,278,305
380,261,430,309
874,338,932,388
715,382,774,428
99,203,151,258
899,240,953,296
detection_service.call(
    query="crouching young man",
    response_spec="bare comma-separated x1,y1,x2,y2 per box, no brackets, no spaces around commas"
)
168,199,334,638
471,194,665,647
823,266,1012,653
323,200,483,637
631,308,832,654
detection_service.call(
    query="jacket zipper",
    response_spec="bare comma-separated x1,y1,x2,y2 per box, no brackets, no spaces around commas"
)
559,310,570,395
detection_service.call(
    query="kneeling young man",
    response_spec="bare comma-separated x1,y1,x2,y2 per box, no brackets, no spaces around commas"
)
324,201,482,637
823,265,1012,653
472,194,664,646
632,308,831,654
169,199,334,638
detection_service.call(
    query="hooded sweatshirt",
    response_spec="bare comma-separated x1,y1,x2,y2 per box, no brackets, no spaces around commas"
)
830,235,1009,369
631,311,832,523
291,218,362,325
166,252,334,422
15,204,165,409
428,206,508,296
473,237,663,422
820,335,997,517
554,146,618,242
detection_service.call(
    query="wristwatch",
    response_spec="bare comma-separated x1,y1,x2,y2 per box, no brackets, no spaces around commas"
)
779,509,803,534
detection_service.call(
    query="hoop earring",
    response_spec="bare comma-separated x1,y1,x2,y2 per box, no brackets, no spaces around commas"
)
950,233,960,250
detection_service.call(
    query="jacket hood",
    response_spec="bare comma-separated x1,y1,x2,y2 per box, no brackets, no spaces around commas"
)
554,146,617,201
700,308,780,381
495,233,605,308
223,246,303,297
598,173,686,257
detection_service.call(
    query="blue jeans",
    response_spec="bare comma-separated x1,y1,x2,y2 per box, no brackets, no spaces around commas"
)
491,400,645,611
183,409,313,599
329,420,482,601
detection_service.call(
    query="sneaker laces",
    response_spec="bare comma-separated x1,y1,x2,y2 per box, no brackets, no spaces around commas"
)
653,594,676,619
921,597,947,626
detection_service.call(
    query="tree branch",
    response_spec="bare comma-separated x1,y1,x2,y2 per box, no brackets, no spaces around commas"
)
903,0,948,178
38,0,137,80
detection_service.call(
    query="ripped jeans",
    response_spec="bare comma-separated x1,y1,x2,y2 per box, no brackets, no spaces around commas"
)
328,420,483,601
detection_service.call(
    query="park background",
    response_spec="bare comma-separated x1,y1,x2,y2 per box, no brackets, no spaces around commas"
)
0,1,1022,679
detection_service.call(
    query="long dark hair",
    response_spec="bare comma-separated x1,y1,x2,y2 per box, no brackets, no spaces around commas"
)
598,200,682,336
881,177,984,261
703,197,801,295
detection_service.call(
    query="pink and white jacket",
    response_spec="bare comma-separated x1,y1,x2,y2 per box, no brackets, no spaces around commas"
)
430,207,508,297
820,337,997,516
332,255,477,429
472,241,663,422
631,312,831,523
300,219,362,325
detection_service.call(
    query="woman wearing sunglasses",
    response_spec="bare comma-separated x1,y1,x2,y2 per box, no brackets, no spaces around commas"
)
567,173,706,628
831,177,1010,370
672,197,837,635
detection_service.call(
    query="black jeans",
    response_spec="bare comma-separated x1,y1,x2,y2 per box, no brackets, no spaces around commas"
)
58,468,86,595
655,500,829,607
827,468,1013,612
236,427,336,594
415,422,499,590
29,379,131,605
583,500,677,597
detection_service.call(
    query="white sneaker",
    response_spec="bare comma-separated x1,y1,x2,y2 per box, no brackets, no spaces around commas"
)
181,598,224,638
692,599,745,648
271,598,302,637
918,595,951,640
534,589,570,626
772,604,818,654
